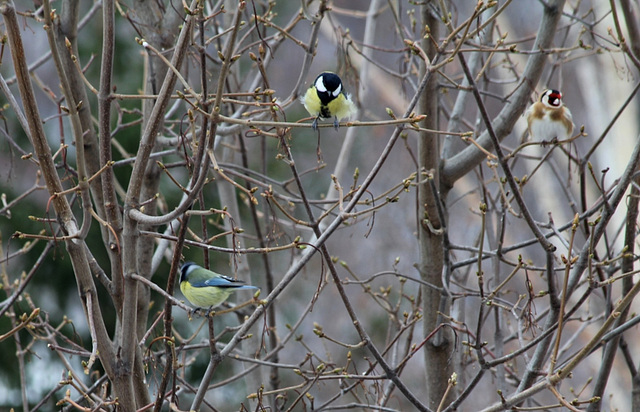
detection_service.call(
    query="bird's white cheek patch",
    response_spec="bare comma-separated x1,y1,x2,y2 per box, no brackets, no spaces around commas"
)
316,77,327,92
332,84,342,97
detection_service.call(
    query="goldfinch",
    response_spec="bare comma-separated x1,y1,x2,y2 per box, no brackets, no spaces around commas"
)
525,89,574,141
301,72,356,130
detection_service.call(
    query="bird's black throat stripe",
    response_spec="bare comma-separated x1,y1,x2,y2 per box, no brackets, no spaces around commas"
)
319,105,332,119
317,90,336,106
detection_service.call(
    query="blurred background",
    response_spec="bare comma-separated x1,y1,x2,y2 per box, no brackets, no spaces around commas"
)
0,1,639,411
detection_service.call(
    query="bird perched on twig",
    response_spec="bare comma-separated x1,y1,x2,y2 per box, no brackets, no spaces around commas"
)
179,262,258,310
525,89,574,142
301,72,356,130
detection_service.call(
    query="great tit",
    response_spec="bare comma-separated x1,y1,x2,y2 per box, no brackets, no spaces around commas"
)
301,72,356,130
179,262,258,309
525,89,574,141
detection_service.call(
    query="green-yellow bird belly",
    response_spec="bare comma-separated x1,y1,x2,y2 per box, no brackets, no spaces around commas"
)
180,281,234,308
327,94,355,120
303,88,322,117
303,88,355,120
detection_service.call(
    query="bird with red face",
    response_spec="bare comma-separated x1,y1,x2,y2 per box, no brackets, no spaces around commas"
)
525,89,574,141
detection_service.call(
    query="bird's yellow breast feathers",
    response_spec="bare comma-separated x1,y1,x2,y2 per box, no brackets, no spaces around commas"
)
302,87,356,120
180,280,233,308
327,94,356,121
302,87,322,117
